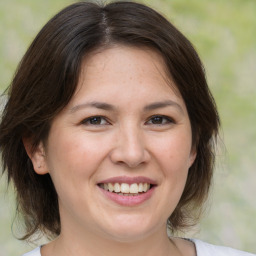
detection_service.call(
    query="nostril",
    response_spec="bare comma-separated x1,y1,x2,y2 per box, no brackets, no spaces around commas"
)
109,138,150,168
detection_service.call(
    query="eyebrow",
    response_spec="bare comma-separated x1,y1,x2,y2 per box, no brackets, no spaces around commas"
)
70,102,115,113
143,100,184,114
70,100,184,114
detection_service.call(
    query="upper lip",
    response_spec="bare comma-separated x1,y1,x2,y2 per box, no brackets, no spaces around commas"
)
98,176,157,185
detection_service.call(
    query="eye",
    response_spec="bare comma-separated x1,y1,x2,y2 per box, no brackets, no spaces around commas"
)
146,115,174,125
81,116,109,125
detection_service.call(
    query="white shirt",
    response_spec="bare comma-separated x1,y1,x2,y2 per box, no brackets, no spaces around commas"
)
191,239,255,256
22,239,256,256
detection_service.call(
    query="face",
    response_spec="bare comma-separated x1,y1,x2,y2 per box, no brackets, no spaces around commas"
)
30,46,196,242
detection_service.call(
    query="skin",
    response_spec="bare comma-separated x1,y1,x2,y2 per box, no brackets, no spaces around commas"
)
26,46,197,256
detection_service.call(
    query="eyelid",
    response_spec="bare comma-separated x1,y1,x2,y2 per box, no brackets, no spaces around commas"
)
80,115,111,126
79,115,175,126
145,115,175,125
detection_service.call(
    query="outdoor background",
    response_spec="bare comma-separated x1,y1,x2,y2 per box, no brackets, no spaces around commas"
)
0,0,255,255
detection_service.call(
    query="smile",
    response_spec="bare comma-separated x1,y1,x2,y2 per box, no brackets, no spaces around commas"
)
98,182,152,196
97,176,157,206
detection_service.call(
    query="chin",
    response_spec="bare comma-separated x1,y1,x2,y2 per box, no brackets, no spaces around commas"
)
106,228,152,243
101,215,161,243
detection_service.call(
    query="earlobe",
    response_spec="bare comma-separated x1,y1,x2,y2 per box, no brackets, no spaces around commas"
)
23,137,49,175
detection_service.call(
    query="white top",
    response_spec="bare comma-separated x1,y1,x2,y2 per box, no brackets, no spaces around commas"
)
191,239,255,256
22,239,256,256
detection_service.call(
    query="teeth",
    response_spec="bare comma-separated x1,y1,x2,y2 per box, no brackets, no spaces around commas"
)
143,183,150,192
138,183,144,192
100,182,151,194
130,183,139,193
121,183,130,193
108,183,114,192
114,183,121,192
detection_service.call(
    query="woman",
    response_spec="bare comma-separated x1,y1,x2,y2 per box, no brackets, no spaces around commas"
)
0,1,254,256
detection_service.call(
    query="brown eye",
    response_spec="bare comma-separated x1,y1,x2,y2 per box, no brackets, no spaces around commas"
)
82,116,109,125
151,116,164,124
89,117,102,124
146,115,173,125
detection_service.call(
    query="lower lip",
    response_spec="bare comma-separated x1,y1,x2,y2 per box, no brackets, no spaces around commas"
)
98,186,156,206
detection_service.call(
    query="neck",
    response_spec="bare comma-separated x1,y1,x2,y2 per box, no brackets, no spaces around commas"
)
42,225,182,256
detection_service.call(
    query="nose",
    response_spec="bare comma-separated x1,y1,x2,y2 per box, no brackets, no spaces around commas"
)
109,125,150,168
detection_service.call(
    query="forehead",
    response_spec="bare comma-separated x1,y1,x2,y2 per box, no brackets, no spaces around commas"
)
82,45,167,73
68,45,184,109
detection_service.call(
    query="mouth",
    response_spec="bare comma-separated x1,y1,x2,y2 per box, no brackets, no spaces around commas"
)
98,182,155,196
97,176,157,206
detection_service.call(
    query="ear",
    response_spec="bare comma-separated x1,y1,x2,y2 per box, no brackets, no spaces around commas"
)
23,137,49,175
188,146,197,168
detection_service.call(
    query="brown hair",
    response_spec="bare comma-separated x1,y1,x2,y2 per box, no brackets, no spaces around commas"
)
0,1,219,240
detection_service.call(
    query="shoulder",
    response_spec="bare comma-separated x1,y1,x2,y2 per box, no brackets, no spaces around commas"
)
22,247,41,256
192,239,256,256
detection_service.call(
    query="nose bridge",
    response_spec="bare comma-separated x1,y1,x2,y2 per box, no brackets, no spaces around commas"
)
110,121,149,168
122,122,143,153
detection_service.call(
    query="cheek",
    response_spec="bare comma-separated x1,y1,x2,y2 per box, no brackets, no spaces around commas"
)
45,130,112,182
150,130,193,199
44,131,106,203
151,131,193,167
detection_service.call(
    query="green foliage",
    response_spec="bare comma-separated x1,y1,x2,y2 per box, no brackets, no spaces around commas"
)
1,0,255,255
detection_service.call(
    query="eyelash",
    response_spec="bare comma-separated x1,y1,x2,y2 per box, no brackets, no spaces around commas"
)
146,115,175,125
80,115,174,126
80,116,110,126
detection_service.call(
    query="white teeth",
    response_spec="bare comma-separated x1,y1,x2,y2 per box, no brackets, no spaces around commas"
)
100,182,151,194
121,183,130,193
138,183,144,192
114,183,121,192
108,183,114,192
143,183,148,192
130,183,139,193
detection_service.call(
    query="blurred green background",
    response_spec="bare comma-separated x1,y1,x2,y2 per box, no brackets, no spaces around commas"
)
0,0,255,255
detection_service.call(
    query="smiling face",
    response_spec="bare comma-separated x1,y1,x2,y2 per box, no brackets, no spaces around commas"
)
30,46,196,242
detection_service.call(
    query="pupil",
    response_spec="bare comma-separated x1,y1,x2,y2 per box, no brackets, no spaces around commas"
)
90,117,101,124
152,116,162,124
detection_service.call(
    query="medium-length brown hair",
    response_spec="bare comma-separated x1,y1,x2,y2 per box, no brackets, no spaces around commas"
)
0,1,219,240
